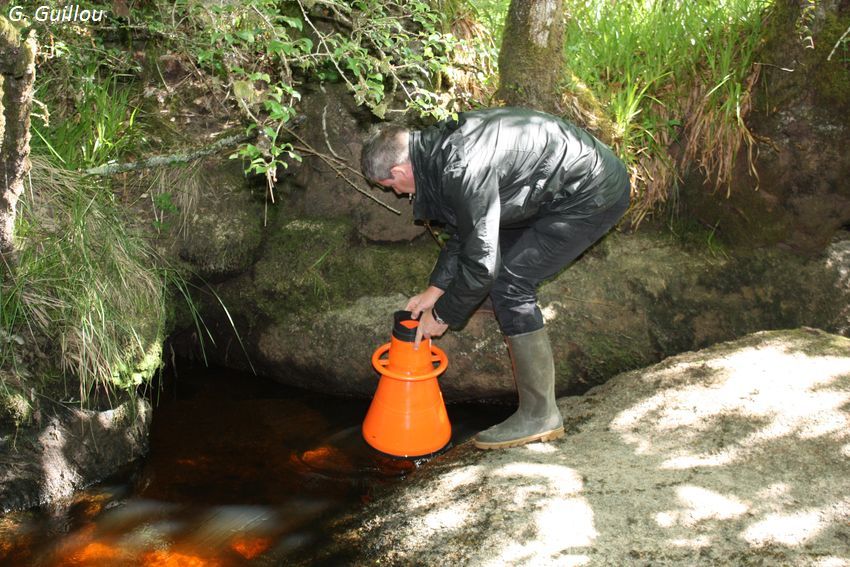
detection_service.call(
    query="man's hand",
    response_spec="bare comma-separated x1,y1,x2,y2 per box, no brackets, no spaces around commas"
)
414,308,449,350
406,286,445,319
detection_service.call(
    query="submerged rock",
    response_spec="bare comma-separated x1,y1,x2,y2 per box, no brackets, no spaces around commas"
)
295,328,850,565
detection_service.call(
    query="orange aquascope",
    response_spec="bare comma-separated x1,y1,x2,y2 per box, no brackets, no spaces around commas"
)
362,311,451,457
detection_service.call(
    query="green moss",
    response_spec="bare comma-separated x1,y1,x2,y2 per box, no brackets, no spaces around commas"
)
251,215,435,321
554,329,655,394
111,334,164,390
672,177,795,252
783,328,850,358
757,3,850,115
813,11,850,114
0,389,32,428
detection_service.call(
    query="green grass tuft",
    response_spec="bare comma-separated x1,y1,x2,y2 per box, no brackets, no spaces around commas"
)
1,157,169,420
562,0,771,222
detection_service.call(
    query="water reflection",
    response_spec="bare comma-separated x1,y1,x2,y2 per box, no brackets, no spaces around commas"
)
0,365,511,565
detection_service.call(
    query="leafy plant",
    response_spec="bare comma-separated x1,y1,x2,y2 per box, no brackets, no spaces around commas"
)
134,0,492,193
32,68,145,170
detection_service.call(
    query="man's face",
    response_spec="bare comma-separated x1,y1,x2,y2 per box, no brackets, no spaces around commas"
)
378,163,415,196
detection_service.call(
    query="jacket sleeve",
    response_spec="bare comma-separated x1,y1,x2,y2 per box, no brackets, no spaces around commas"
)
428,230,461,290
432,165,501,328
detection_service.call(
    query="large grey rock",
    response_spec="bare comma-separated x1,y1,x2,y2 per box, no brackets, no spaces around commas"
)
191,225,847,401
293,328,850,565
0,399,152,513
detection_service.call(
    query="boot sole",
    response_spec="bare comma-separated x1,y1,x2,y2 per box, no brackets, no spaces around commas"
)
473,426,565,450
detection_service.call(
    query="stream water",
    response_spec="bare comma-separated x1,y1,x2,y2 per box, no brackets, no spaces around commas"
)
0,364,512,566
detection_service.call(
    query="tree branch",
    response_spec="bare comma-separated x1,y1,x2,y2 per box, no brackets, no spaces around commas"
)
284,126,401,215
0,16,37,261
827,24,850,61
83,134,251,176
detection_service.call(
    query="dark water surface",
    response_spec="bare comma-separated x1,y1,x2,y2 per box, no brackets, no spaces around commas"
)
0,365,512,565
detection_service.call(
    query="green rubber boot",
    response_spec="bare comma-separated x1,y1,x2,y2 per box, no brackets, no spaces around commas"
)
474,327,565,450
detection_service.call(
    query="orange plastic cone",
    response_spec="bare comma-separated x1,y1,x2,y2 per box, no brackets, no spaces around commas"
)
362,311,451,457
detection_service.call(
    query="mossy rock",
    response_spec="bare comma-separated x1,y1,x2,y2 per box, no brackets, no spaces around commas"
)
185,228,850,401
223,213,435,325
643,249,844,357
173,161,265,280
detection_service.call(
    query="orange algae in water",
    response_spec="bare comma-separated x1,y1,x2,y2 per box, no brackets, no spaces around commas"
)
70,541,121,563
230,537,271,560
142,550,222,567
298,445,352,470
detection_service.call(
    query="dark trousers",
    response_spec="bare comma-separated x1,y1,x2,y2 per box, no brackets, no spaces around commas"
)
491,189,630,336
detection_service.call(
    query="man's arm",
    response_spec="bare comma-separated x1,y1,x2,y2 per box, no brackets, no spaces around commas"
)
431,166,501,328
428,230,461,291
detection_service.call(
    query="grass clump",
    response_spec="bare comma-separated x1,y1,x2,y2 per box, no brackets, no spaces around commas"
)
0,18,172,426
561,0,771,223
0,157,171,425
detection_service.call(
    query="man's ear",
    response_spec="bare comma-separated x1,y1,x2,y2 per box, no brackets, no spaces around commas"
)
390,163,412,180
389,164,405,180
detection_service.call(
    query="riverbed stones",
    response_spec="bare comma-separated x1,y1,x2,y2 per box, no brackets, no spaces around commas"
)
292,329,850,565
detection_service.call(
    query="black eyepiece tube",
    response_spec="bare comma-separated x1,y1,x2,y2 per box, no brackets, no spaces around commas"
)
392,310,419,342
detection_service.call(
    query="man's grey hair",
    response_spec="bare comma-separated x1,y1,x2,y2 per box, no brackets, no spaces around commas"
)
360,123,410,182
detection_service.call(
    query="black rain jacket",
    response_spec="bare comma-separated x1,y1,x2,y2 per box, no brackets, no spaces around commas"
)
410,107,628,328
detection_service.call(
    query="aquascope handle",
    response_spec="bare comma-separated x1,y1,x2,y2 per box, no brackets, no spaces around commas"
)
370,310,448,380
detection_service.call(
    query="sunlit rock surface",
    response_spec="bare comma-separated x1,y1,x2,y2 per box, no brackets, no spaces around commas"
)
296,328,850,565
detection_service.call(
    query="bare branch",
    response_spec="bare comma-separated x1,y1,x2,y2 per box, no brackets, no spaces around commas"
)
84,134,251,176
827,24,850,61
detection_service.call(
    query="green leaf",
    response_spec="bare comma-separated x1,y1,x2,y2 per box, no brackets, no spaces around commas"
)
265,100,284,114
371,101,388,119
268,39,291,55
236,30,255,43
280,16,303,31
295,37,313,52
249,72,271,82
